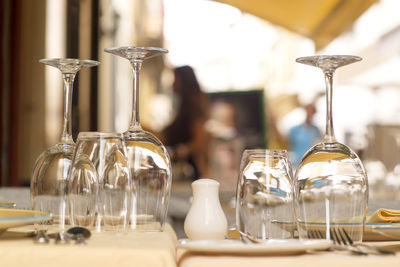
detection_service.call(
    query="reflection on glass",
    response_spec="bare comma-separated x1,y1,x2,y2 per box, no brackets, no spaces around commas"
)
68,132,132,232
236,149,294,240
68,153,97,227
294,55,368,243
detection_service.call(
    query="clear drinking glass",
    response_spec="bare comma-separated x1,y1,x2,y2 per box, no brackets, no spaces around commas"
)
294,55,368,243
30,58,99,229
68,132,132,232
104,46,172,231
363,126,386,200
384,130,400,199
236,149,294,240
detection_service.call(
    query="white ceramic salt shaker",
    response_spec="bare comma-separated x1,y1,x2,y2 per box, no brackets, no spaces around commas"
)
184,178,227,240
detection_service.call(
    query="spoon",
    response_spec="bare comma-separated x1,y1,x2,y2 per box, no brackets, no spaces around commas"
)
237,230,263,244
66,227,91,245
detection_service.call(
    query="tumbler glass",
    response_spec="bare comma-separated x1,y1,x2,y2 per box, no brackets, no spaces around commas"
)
236,149,294,240
68,132,133,231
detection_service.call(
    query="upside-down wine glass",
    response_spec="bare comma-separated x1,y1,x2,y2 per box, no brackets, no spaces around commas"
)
104,46,172,231
294,55,368,243
31,58,99,230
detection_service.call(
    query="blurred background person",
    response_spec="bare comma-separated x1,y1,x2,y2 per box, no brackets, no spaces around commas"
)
289,103,322,165
162,66,209,180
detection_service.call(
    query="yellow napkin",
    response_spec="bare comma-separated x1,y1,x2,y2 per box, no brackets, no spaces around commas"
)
227,229,241,239
367,209,400,223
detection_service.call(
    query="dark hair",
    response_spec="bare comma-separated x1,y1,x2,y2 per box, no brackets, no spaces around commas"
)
174,65,201,95
172,65,208,122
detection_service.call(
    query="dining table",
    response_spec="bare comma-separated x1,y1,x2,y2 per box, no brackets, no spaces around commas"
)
1,226,400,267
1,187,400,266
176,242,400,267
0,224,177,267
0,187,177,267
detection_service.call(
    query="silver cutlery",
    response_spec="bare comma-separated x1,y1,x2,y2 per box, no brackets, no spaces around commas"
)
66,227,91,245
34,227,91,245
237,230,263,244
308,228,394,255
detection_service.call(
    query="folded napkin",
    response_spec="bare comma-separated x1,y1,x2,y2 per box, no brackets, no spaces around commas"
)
367,209,400,223
227,229,241,239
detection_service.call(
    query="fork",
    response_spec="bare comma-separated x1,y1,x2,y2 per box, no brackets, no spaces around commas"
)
308,228,367,255
338,228,395,255
308,228,394,255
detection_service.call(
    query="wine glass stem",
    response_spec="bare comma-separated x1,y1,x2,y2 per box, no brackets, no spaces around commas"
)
129,60,143,131
61,73,75,144
324,71,336,142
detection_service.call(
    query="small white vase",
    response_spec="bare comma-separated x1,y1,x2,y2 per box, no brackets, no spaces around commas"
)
184,178,227,240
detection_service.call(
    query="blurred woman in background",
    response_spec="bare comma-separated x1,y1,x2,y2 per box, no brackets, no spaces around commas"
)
162,66,209,180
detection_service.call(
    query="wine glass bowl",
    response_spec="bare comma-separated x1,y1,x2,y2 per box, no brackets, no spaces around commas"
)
31,143,75,227
125,134,170,226
105,46,171,231
294,55,368,243
296,142,367,241
30,58,99,229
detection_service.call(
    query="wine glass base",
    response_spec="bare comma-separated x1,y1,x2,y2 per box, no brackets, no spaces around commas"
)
296,55,361,71
39,58,99,73
104,46,168,61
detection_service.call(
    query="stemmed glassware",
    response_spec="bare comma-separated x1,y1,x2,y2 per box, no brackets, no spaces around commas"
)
104,46,172,231
31,58,99,229
294,55,368,243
